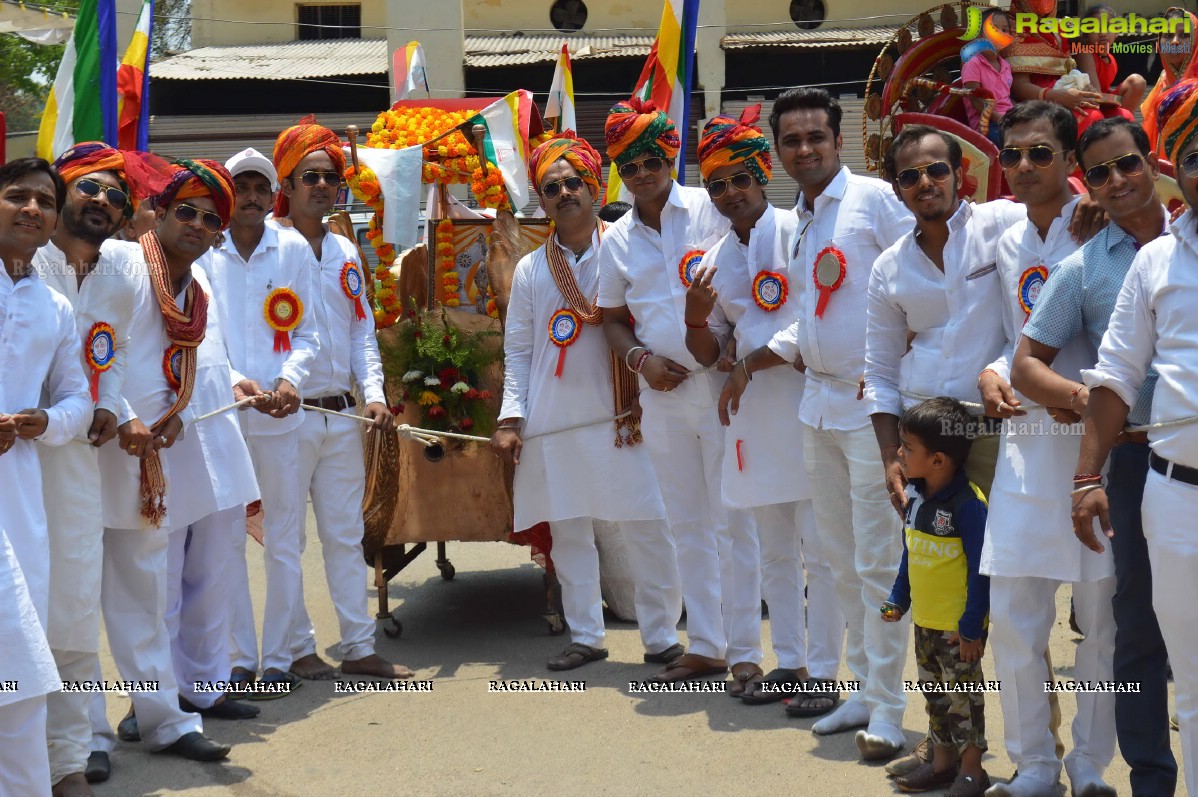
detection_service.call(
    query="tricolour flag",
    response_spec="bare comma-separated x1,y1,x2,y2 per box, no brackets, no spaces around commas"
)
545,44,576,135
393,41,430,101
468,90,536,210
37,0,119,160
606,0,700,202
116,0,153,151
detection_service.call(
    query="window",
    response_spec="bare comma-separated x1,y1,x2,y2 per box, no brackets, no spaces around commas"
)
550,0,587,33
297,4,361,40
789,0,825,30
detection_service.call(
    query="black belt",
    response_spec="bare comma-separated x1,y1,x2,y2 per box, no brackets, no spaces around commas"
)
1149,451,1198,486
303,393,356,411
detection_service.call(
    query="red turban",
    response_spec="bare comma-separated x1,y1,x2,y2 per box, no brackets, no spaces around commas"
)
272,121,346,216
158,159,236,229
604,97,681,166
529,132,605,197
697,104,773,184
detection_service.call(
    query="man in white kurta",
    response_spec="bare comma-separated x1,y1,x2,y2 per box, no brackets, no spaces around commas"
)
200,149,320,687
494,134,677,669
683,109,841,705
0,157,88,797
597,99,751,682
978,103,1116,797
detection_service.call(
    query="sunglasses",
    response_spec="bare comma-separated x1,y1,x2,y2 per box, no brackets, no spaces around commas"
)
998,145,1066,170
173,203,223,233
895,161,953,190
75,178,129,211
706,172,755,198
617,157,668,180
297,170,343,187
1084,153,1146,188
542,176,586,200
1182,151,1198,178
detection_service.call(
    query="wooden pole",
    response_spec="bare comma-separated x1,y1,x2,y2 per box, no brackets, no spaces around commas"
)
471,124,489,178
346,124,361,172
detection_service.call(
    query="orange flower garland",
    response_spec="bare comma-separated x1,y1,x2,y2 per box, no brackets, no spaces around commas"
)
435,219,459,308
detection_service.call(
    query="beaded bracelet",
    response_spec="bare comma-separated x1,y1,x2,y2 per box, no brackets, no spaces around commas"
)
1073,472,1102,482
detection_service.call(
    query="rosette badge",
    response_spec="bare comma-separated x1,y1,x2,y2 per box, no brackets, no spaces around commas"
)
752,270,788,312
85,322,116,402
340,261,368,320
678,250,706,288
163,345,184,391
1018,266,1048,321
264,287,304,352
548,308,581,378
813,246,847,318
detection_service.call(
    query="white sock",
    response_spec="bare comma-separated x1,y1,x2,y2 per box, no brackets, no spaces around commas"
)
864,720,905,747
811,699,870,735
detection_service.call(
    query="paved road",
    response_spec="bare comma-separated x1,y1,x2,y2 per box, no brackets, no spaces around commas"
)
92,509,1179,796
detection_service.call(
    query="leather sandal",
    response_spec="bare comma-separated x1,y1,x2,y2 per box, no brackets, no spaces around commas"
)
643,643,685,664
647,653,727,684
726,662,764,698
547,643,608,671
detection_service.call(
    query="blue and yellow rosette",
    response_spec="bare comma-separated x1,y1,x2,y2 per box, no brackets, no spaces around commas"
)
1018,265,1048,322
752,270,788,312
678,250,706,288
163,344,183,392
85,321,116,402
340,261,367,320
264,287,303,353
548,308,581,378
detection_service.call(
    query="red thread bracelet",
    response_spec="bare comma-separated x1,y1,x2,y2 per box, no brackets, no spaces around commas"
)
684,318,708,329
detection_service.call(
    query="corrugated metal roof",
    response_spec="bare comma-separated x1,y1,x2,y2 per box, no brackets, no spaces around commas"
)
152,38,388,81
722,27,901,50
464,34,653,68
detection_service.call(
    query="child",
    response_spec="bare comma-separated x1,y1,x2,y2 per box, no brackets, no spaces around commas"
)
1076,4,1146,114
883,397,991,797
961,9,1013,147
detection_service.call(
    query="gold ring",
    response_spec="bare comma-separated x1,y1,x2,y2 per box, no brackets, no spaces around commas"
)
127,442,137,452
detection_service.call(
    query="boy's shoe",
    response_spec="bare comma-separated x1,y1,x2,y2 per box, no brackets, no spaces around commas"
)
886,736,933,777
948,772,992,797
895,762,956,793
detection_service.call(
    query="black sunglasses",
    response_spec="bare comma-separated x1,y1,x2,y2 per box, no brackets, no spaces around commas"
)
297,170,343,187
174,203,223,233
542,175,586,200
706,172,755,198
895,161,953,190
617,157,668,180
75,178,129,211
1084,153,1146,188
1182,151,1198,178
999,145,1066,170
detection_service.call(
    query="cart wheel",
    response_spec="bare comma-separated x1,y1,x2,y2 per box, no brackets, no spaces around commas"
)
384,612,403,639
438,562,456,581
546,613,566,636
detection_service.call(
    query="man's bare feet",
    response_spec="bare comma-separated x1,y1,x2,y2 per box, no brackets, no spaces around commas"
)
289,653,336,681
341,653,414,679
52,772,93,797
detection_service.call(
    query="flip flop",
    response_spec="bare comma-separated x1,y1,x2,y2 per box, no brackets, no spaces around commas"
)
647,653,728,684
249,670,301,700
547,643,609,671
726,662,764,698
643,642,685,664
741,667,801,705
226,668,256,700
784,678,841,717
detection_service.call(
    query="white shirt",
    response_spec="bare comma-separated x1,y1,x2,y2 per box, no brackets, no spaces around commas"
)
864,199,1027,417
300,224,386,405
202,222,321,436
500,231,665,528
705,205,811,507
767,167,912,431
1083,210,1198,468
164,265,260,529
597,181,729,406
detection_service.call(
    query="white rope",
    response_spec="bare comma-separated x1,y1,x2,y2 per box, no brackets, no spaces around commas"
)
187,397,257,424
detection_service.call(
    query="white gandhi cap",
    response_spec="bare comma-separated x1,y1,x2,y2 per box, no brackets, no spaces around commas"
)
225,148,279,191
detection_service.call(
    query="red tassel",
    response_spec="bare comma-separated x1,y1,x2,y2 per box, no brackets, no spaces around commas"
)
89,370,100,403
555,347,566,378
353,297,367,321
274,330,291,353
736,439,745,472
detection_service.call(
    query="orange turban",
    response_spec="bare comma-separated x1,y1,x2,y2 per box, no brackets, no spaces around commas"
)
158,159,236,229
529,132,605,197
1159,78,1198,167
272,121,346,216
52,141,172,218
604,97,681,166
697,104,773,184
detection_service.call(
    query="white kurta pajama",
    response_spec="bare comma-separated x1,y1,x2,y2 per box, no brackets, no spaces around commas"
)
597,181,757,663
163,265,260,709
34,240,136,783
284,228,385,672
1083,212,1198,797
703,205,838,674
200,222,319,673
982,201,1116,792
501,229,675,652
91,241,204,752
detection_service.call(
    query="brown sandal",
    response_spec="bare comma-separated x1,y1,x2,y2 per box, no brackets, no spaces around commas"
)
895,762,958,793
726,662,764,698
647,653,728,684
547,643,608,671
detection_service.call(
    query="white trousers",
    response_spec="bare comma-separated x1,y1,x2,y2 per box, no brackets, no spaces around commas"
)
989,575,1117,787
803,423,908,727
0,696,50,797
167,506,242,709
278,411,375,669
549,517,680,651
96,526,202,750
46,649,95,783
641,392,746,660
1142,471,1198,797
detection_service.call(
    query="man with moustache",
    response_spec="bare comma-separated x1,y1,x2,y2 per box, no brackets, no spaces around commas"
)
0,156,90,797
1035,120,1174,797
201,148,320,692
597,98,747,683
1071,78,1198,797
270,123,409,682
682,107,841,706
491,133,678,671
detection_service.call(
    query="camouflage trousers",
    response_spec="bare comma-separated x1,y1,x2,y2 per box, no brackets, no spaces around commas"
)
914,624,988,754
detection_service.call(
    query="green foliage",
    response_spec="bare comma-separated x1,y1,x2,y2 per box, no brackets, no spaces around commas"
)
0,0,74,131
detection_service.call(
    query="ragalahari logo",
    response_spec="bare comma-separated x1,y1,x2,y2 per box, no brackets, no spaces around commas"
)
959,6,1016,48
